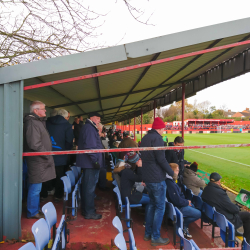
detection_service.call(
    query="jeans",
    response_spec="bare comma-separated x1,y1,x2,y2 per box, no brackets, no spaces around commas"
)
81,168,100,215
27,183,42,217
179,204,201,229
144,181,167,240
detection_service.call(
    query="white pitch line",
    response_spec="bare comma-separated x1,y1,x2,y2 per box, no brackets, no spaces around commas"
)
189,149,250,167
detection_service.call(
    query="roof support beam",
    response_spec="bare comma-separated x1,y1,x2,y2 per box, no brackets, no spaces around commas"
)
93,67,103,115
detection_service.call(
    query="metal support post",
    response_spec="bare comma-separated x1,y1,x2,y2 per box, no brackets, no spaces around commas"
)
182,83,185,138
154,100,156,119
141,108,143,141
134,114,136,142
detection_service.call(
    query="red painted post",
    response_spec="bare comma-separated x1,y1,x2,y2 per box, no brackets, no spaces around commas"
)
134,114,136,142
141,108,143,141
154,100,156,119
182,83,185,139
129,119,130,136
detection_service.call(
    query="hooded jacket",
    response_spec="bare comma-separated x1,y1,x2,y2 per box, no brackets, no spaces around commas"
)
183,168,205,196
46,115,74,166
23,113,56,184
165,176,189,208
140,129,174,183
76,119,105,169
201,182,243,228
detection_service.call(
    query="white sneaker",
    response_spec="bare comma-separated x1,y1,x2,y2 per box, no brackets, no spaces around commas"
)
183,228,192,238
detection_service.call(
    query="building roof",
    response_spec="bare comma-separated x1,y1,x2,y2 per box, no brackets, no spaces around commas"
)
1,18,250,123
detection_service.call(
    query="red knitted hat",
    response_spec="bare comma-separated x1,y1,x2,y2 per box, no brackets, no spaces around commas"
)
152,117,165,129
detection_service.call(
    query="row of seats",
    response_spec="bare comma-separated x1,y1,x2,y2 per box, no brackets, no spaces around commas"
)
61,165,82,218
168,184,242,248
19,202,68,250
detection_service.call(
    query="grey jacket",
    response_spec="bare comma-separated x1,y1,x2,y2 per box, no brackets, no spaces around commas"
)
183,168,205,196
23,113,56,184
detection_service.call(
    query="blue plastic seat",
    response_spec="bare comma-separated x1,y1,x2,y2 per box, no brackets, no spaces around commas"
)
214,210,236,247
192,195,203,211
114,233,127,250
128,228,137,250
71,184,79,217
57,215,66,249
175,207,184,247
18,242,36,250
76,166,81,176
51,233,60,250
66,170,75,187
70,166,79,182
186,188,194,201
112,179,118,187
113,187,142,217
165,198,177,245
61,176,71,214
178,228,200,250
42,202,57,241
112,216,123,234
31,218,50,250
201,202,216,237
243,237,250,250
181,184,187,196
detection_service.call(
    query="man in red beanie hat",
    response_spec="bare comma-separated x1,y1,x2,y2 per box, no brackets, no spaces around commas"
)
140,117,175,246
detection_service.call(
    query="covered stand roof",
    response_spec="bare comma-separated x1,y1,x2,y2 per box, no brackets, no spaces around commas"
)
1,18,250,123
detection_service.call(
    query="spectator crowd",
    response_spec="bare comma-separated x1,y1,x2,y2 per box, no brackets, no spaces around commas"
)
23,100,250,247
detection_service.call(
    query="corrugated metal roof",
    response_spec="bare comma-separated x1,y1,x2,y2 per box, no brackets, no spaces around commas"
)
1,18,250,123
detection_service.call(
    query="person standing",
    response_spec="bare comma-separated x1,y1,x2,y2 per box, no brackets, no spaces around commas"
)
23,101,56,219
76,112,104,220
46,109,74,201
140,117,175,246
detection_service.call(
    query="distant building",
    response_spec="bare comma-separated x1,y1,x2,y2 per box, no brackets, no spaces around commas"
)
225,108,250,118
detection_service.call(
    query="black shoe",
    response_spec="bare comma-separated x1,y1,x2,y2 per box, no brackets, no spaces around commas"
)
143,235,151,241
81,209,96,217
84,213,102,220
27,213,45,219
151,237,170,246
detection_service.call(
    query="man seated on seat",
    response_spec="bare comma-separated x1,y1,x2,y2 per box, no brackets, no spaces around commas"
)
202,173,250,244
166,163,201,238
165,136,190,185
183,162,205,196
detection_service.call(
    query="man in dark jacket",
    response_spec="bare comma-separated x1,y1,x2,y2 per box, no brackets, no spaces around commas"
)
76,112,104,220
140,117,175,246
73,116,81,146
166,163,201,238
46,109,74,200
23,101,56,219
202,173,250,243
165,136,190,184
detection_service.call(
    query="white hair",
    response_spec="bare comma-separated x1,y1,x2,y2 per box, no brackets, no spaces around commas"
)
97,123,103,129
57,109,68,119
30,101,45,113
50,109,58,117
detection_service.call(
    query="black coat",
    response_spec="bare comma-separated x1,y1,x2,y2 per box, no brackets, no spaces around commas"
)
141,129,174,183
121,168,143,204
73,122,82,146
201,182,243,228
46,115,74,166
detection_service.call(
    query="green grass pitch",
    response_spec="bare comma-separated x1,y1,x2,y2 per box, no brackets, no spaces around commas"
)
136,133,250,192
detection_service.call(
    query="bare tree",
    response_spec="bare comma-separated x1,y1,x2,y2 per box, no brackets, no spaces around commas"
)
0,0,151,67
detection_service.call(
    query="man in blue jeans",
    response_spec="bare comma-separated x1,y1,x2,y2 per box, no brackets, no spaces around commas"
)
166,163,201,238
141,117,175,246
76,112,105,220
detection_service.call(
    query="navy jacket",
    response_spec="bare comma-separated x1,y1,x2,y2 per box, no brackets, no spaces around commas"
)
76,119,105,169
121,167,143,204
166,177,189,208
141,129,174,183
46,115,74,166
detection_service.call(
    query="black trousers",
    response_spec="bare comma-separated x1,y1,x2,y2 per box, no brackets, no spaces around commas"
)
54,165,66,199
239,211,250,243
